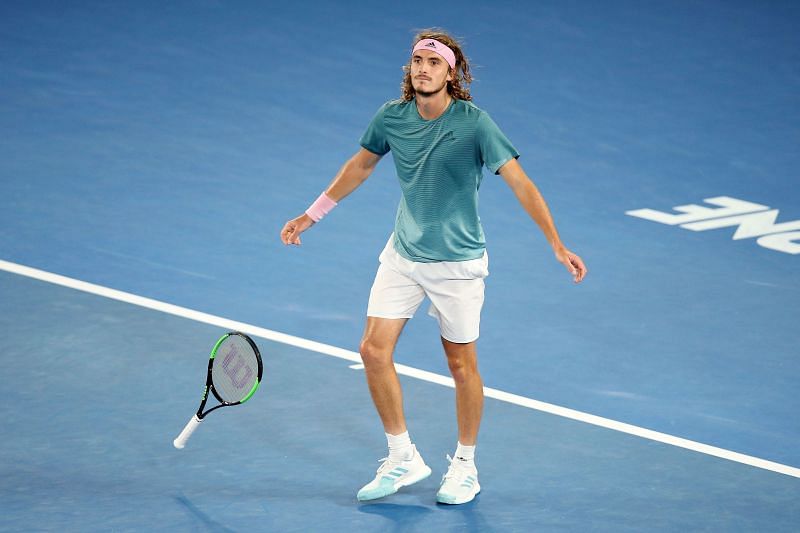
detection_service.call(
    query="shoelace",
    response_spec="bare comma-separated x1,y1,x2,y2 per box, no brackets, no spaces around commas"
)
375,447,417,474
374,456,404,475
441,454,474,483
374,457,391,474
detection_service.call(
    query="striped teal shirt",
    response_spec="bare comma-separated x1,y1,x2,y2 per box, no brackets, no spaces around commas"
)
360,98,519,262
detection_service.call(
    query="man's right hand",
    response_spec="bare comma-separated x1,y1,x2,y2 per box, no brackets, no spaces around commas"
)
280,213,314,245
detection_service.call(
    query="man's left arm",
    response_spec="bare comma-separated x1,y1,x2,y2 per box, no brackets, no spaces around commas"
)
497,158,588,283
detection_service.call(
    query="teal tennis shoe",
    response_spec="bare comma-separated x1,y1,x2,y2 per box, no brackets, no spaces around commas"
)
357,445,432,501
436,455,480,504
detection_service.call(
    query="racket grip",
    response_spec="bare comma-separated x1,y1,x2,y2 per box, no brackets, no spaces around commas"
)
173,414,202,449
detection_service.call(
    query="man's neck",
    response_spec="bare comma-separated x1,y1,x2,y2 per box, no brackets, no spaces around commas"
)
415,91,452,120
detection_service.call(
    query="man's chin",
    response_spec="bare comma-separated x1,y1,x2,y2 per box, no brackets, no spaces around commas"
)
414,85,447,98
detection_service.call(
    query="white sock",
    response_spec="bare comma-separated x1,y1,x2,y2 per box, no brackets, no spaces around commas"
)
454,442,476,468
386,431,413,462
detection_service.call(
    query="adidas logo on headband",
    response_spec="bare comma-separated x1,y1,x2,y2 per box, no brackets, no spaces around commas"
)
412,38,457,69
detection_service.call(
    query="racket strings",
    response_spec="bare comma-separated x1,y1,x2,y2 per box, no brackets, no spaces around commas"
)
211,335,260,402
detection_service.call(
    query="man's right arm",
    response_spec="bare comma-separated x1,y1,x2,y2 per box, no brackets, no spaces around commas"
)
324,147,383,202
280,148,383,245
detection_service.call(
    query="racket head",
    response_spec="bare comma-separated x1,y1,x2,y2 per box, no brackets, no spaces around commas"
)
208,332,263,405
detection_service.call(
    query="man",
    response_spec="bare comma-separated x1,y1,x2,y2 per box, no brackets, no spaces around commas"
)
280,29,587,505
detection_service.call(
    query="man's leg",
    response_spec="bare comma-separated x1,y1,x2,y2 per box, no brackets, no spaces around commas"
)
437,337,483,504
359,316,408,435
356,316,432,501
440,338,483,446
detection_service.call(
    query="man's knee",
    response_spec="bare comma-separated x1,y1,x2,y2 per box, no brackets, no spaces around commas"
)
360,317,406,368
359,336,394,368
448,358,478,383
444,344,479,384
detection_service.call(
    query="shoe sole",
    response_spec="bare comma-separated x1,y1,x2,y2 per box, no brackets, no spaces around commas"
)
357,465,432,501
436,485,481,505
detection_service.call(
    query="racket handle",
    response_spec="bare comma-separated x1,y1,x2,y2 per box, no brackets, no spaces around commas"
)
173,414,202,449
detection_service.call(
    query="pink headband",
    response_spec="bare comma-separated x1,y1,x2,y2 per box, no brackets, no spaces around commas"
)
412,38,456,69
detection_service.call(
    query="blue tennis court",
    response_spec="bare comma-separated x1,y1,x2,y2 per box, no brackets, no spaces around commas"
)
1,1,798,531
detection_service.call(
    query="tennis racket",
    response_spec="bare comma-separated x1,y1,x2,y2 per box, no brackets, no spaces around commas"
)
173,332,263,449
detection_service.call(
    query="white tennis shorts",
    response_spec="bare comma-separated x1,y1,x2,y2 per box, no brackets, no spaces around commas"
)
366,235,489,343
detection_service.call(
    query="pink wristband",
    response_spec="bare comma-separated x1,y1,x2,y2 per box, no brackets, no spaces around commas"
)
305,192,338,222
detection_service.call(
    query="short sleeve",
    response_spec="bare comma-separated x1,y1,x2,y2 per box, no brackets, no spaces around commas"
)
476,112,520,174
359,103,391,156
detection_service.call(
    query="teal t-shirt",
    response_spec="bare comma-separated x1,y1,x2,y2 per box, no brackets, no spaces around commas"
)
359,98,519,262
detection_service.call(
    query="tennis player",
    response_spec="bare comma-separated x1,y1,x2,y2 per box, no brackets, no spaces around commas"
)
280,29,587,505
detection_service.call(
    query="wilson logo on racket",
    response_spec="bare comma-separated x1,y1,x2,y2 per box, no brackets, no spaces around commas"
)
173,332,263,449
221,345,254,389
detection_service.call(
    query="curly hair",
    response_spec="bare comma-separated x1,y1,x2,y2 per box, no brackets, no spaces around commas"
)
401,28,472,102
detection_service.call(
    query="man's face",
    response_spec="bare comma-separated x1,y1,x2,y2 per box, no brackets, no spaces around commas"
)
410,49,453,97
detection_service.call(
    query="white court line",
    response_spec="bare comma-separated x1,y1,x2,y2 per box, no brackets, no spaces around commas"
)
2,258,799,479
